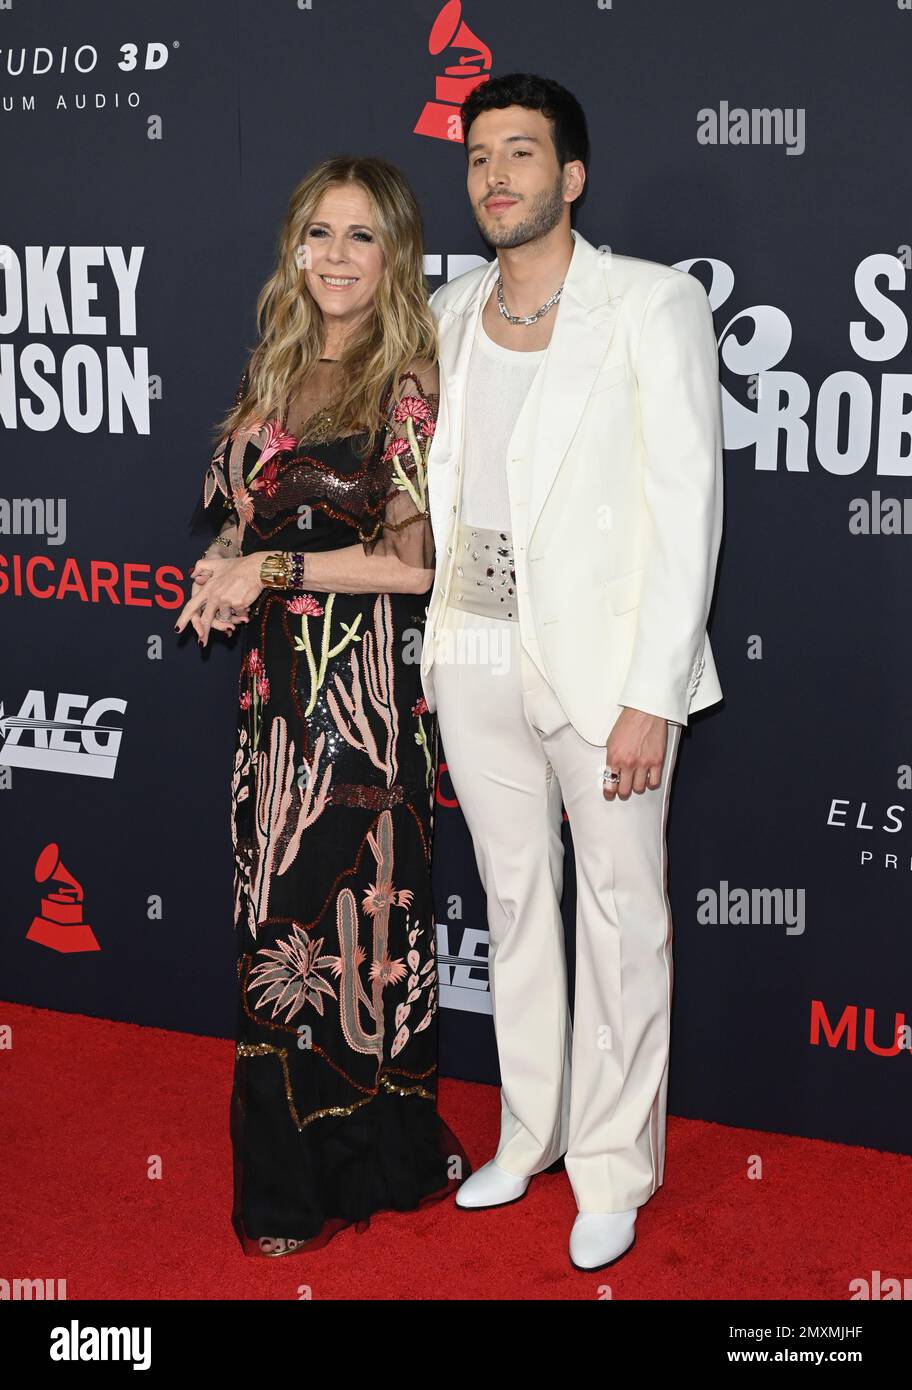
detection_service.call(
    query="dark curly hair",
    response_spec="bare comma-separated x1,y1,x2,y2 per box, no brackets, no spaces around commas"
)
460,72,590,214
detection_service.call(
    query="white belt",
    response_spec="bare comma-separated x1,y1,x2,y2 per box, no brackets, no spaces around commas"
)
446,520,517,621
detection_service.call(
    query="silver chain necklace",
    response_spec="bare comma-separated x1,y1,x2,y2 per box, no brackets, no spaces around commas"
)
496,272,564,326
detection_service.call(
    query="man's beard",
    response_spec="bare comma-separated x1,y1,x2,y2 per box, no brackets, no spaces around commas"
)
475,176,566,249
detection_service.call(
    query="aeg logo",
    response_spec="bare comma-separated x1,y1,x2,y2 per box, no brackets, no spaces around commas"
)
0,690,127,778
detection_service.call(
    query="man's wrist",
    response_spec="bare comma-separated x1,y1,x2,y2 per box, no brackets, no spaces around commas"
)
620,705,667,724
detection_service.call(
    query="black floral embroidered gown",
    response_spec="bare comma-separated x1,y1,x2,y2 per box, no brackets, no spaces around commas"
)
192,358,471,1256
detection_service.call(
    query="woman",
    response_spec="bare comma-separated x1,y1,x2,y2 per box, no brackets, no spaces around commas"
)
176,156,471,1256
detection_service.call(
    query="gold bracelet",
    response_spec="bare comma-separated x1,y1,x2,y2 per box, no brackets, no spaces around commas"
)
199,535,236,562
259,552,307,589
259,552,291,588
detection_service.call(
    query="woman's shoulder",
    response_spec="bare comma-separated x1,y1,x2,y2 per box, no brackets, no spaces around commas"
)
393,356,439,401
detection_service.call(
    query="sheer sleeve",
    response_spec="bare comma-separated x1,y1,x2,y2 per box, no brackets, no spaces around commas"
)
363,360,438,573
188,366,250,534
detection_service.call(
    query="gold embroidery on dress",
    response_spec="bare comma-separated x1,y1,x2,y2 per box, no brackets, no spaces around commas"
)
282,359,361,447
292,404,341,447
236,1041,435,1129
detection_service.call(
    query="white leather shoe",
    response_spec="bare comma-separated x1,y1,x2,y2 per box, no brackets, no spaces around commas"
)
455,1159,531,1210
569,1210,637,1270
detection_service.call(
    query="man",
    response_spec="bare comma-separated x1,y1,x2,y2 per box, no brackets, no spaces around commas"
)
421,72,724,1271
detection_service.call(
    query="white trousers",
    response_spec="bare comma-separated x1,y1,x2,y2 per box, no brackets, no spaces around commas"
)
432,603,682,1212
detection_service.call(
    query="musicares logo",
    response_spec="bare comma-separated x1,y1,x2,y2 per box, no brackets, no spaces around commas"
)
810,1000,911,1058
413,0,491,143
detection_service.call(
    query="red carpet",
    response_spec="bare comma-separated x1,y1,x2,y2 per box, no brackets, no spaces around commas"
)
1,1002,909,1300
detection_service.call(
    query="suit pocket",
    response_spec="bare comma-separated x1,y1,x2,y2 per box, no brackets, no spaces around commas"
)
604,566,644,614
589,362,630,397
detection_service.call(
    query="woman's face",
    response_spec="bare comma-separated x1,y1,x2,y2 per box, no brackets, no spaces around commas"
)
299,183,385,335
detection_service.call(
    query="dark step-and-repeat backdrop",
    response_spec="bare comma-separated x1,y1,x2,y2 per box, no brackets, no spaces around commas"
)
2,0,910,1156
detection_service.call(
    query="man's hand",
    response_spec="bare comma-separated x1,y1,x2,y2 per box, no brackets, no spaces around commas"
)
176,552,263,645
603,707,668,800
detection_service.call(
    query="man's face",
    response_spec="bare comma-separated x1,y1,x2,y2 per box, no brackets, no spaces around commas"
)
465,104,577,249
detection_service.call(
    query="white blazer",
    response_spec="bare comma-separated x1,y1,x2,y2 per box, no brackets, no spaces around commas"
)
420,227,724,745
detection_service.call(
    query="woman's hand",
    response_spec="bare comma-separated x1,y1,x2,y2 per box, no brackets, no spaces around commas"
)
176,552,264,645
185,555,232,636
183,554,245,640
188,582,245,639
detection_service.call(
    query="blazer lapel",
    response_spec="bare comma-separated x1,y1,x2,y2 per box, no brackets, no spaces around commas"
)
432,228,621,554
517,231,621,545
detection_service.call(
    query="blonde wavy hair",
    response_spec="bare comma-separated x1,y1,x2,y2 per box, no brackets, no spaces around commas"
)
213,155,438,460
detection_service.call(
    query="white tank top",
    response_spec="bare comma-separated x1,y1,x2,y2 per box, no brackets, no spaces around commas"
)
459,312,546,531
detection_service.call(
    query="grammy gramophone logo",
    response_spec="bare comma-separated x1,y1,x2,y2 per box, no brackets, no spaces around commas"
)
413,0,491,142
27,842,100,953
